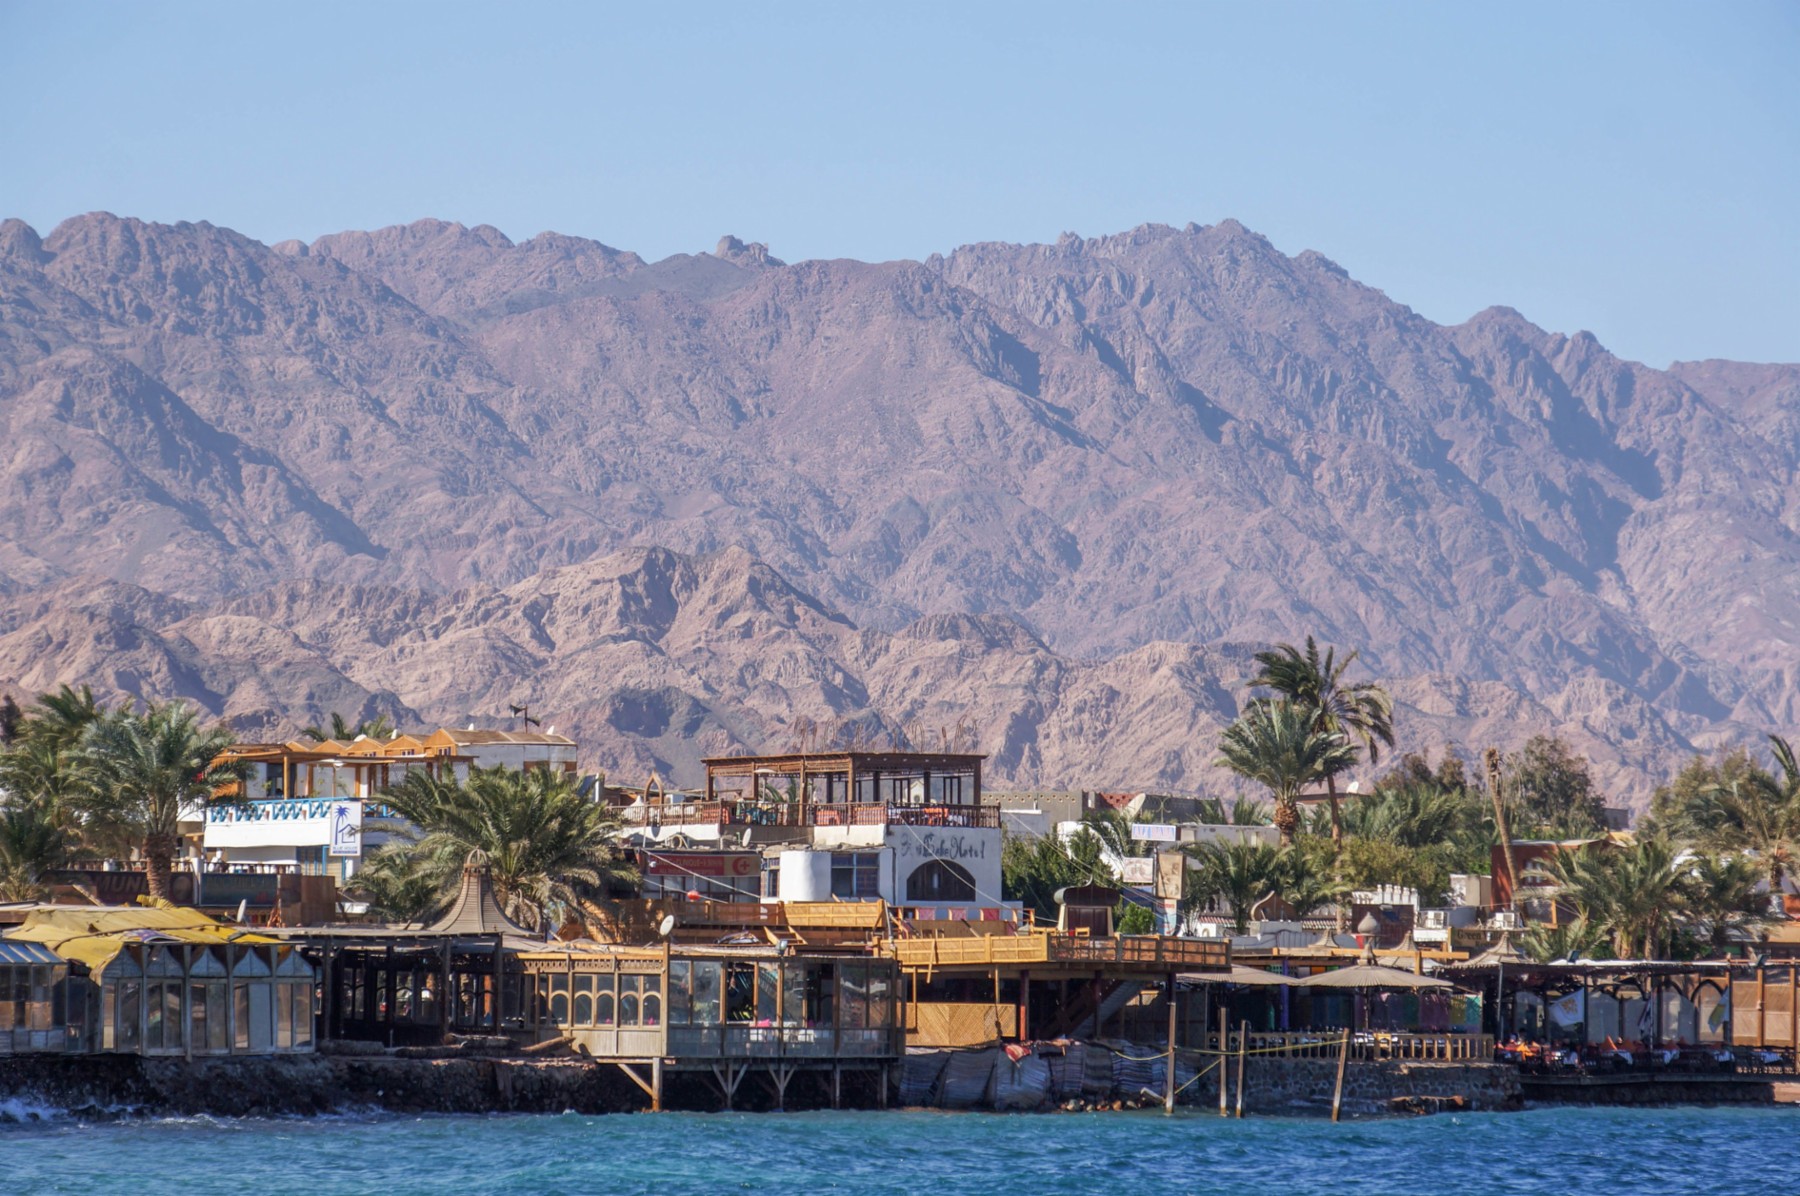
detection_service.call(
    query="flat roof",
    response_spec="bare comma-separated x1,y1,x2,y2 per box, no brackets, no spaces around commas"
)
703,751,986,771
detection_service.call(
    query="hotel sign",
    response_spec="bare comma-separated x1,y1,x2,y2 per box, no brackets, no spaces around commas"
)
204,798,363,855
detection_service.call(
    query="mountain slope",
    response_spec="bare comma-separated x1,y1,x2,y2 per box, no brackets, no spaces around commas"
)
1,213,1795,800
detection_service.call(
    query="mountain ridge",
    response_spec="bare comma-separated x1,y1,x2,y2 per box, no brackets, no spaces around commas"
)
2,211,1796,802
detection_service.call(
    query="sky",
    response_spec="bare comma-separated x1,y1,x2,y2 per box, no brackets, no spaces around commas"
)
2,0,1796,367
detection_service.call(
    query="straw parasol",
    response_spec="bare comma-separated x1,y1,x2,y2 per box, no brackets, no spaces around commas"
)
1298,964,1455,990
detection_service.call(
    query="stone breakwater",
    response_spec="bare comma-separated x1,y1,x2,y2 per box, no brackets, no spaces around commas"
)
2,1042,1520,1120
0,1052,650,1118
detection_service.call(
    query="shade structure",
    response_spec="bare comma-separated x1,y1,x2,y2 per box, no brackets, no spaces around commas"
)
1178,964,1300,987
1299,964,1456,990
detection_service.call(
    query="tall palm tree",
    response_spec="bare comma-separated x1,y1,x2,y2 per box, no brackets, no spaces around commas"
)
1247,638,1395,850
71,702,238,900
1216,700,1359,846
1694,755,1800,901
1272,844,1349,921
380,765,634,931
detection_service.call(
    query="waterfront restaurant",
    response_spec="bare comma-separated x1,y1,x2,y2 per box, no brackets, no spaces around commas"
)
3,905,317,1056
0,939,71,1055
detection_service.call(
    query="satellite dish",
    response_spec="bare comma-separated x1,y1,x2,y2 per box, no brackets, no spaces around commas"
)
1347,781,1361,794
657,914,677,938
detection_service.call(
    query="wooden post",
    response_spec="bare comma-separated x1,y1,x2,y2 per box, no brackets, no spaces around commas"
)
651,1056,663,1113
1756,964,1767,1049
1217,1005,1229,1116
1789,966,1797,1056
1163,976,1177,1114
1331,1027,1351,1123
1019,969,1030,1042
1234,1019,1248,1119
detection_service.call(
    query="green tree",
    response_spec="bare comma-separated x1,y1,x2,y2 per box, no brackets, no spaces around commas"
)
1680,851,1769,955
1001,827,1113,924
71,701,237,900
302,711,397,743
1247,637,1395,850
1535,837,1684,959
1506,735,1607,836
1520,917,1608,964
0,797,75,902
379,765,634,931
348,843,449,923
1182,840,1284,934
1192,796,1271,826
1272,841,1349,920
24,684,104,752
1216,700,1358,846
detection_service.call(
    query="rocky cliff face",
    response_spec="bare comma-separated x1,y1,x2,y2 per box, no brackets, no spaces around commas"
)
1,213,1795,802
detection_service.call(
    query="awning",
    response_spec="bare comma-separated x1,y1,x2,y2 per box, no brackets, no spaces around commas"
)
1298,964,1455,990
1179,965,1299,986
4,906,278,974
0,939,66,966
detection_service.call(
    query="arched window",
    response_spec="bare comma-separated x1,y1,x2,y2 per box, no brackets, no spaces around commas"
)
905,859,977,903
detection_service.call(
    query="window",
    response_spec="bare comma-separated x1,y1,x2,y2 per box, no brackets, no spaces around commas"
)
548,974,570,1024
595,975,616,1026
830,853,880,900
619,975,640,1026
233,983,250,1050
119,980,142,1051
572,974,594,1025
906,859,976,903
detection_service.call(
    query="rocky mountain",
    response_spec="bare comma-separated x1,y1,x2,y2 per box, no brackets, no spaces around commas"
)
0,212,1795,804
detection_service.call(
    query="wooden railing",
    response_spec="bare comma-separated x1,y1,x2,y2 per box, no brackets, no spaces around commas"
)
1204,1030,1495,1062
628,800,1003,830
889,932,1230,973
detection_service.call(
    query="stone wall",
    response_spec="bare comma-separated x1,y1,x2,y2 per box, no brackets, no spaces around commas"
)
1211,1056,1521,1117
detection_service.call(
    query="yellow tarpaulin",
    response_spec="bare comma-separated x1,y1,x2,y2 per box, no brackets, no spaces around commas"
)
4,905,277,975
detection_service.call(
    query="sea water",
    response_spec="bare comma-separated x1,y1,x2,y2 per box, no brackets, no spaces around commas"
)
1,1105,1795,1195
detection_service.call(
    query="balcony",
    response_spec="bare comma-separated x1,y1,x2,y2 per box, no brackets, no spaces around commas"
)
888,932,1230,974
626,801,1002,830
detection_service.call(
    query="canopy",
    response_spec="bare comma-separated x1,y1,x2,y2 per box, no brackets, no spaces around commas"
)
1176,964,1299,986
3,905,276,975
1299,963,1455,990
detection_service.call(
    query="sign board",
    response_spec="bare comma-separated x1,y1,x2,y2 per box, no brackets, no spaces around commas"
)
1119,857,1154,885
328,801,363,857
1129,823,1177,843
1154,851,1186,900
205,798,362,850
645,852,760,879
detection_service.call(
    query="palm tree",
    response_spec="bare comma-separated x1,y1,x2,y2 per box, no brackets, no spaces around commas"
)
1247,637,1394,850
1521,917,1607,964
1193,796,1271,826
1273,844,1349,920
0,797,75,902
0,736,85,809
1216,700,1359,846
301,711,396,743
1681,851,1769,955
1336,780,1477,849
1183,840,1284,934
24,684,105,751
1693,761,1800,902
379,765,633,931
70,702,238,900
349,843,450,923
1535,837,1685,959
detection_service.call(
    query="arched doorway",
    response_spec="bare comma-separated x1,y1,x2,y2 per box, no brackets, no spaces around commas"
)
905,859,976,903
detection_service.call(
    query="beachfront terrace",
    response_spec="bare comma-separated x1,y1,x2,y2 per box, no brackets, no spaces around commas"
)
622,799,1001,830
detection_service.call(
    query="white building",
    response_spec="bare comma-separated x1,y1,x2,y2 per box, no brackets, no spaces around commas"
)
197,728,582,878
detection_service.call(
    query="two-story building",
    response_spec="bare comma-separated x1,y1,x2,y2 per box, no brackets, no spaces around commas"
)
623,751,1014,925
198,727,581,879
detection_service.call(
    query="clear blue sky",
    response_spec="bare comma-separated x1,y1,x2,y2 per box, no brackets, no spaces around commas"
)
3,0,1796,366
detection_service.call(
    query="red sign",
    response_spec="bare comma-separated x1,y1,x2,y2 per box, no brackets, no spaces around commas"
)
645,852,758,878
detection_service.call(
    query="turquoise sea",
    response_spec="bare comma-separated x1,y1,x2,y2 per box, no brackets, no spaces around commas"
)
2,1105,1795,1195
